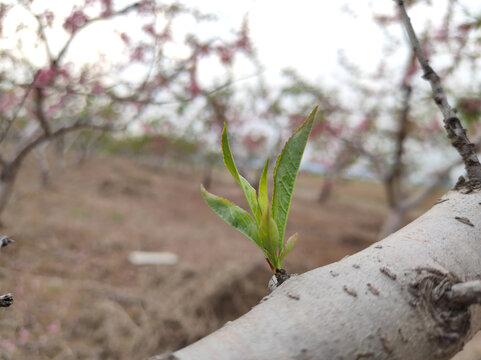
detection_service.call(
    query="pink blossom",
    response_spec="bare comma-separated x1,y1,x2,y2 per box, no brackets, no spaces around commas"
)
142,24,155,36
141,122,152,134
434,24,449,41
92,82,104,94
216,46,234,65
138,0,155,14
0,92,17,112
0,4,8,35
63,10,88,34
120,32,130,45
0,340,16,353
47,320,60,334
159,28,172,42
46,100,64,117
131,46,145,62
42,10,54,27
18,328,29,345
34,66,57,87
188,67,201,96
458,23,473,34
101,0,112,17
236,36,251,53
373,14,399,25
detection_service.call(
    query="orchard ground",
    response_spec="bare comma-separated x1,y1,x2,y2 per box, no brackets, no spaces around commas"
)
0,152,476,360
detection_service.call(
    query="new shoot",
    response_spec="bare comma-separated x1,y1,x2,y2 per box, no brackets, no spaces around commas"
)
201,107,317,286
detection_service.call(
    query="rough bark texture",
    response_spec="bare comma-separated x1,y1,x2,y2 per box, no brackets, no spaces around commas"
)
158,190,481,360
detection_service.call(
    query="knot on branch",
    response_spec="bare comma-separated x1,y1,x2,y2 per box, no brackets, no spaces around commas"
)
0,293,13,307
444,117,481,186
422,66,436,81
408,268,469,351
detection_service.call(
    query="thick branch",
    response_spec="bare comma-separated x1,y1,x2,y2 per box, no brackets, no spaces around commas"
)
396,0,481,183
160,191,481,360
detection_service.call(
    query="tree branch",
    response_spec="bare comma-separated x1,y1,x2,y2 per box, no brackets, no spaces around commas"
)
34,87,51,136
447,280,481,309
10,121,112,171
0,82,34,143
395,0,481,184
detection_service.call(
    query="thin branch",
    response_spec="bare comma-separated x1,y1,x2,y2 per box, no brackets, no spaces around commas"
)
0,83,34,143
395,0,481,184
21,3,53,63
10,122,112,170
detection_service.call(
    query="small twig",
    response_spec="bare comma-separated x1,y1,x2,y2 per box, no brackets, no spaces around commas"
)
0,293,13,307
0,236,14,249
447,280,481,308
395,0,481,184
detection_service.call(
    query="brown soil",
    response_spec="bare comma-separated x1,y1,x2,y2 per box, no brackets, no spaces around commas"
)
0,154,440,359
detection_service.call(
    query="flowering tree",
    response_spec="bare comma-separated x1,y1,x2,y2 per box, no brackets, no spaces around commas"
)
0,0,253,221
279,0,481,238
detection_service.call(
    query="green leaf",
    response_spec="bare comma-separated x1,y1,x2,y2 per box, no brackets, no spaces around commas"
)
221,124,241,184
272,106,317,247
258,208,280,269
280,233,298,265
200,185,260,248
221,124,261,224
240,176,261,224
258,157,270,214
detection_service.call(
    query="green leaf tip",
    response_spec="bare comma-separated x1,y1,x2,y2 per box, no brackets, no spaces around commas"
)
272,106,317,248
221,125,262,224
221,124,241,184
258,157,270,215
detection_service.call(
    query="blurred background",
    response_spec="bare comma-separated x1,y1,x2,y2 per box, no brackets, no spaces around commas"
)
0,0,481,359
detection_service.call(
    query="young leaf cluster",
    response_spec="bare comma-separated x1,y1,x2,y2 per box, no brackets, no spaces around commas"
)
201,107,317,272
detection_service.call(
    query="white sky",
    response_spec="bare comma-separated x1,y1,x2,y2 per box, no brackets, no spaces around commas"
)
2,0,460,89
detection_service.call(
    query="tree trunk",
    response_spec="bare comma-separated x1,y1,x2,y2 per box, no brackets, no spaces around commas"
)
157,190,481,360
377,207,407,240
0,166,18,220
202,165,213,191
318,178,334,203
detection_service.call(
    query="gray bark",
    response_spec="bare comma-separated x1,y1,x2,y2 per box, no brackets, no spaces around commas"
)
160,190,481,360
0,168,17,218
